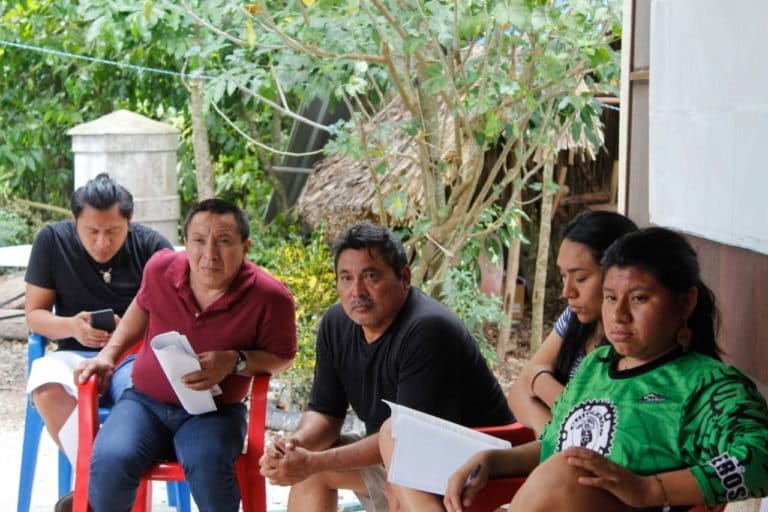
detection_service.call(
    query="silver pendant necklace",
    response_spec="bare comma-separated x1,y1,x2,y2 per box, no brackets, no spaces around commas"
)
100,268,112,284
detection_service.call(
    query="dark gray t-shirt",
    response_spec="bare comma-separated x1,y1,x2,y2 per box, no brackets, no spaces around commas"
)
308,287,514,434
25,219,172,350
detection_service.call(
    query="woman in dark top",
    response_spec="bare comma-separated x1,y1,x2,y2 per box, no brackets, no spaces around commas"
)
507,210,638,435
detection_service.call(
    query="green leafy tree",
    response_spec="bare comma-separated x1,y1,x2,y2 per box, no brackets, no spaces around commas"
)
0,0,275,214
180,0,621,348
0,0,191,205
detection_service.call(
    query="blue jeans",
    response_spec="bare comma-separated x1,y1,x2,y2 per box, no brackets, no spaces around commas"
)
56,351,133,406
89,388,247,512
103,353,135,406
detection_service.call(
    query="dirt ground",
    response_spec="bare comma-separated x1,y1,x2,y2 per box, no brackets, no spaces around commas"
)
0,338,28,429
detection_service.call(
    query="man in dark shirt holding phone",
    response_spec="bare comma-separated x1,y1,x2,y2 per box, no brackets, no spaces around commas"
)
24,173,171,502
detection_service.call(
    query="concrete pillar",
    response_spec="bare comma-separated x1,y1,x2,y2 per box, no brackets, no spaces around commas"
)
67,110,180,244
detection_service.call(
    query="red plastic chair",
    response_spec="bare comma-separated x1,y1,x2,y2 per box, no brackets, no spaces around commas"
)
466,424,727,512
74,374,270,512
465,423,535,512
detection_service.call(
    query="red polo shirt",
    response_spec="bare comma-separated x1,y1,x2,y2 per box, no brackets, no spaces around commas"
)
131,249,296,406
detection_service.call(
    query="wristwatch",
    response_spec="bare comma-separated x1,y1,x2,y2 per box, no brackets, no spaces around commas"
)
233,350,247,374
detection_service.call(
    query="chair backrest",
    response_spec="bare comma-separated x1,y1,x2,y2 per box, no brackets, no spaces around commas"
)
17,333,74,512
26,333,46,373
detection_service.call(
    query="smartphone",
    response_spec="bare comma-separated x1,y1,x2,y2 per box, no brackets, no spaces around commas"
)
90,308,115,332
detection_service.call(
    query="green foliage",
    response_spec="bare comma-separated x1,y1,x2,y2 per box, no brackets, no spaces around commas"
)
0,0,282,216
257,226,337,409
440,265,503,365
193,0,623,293
0,208,33,246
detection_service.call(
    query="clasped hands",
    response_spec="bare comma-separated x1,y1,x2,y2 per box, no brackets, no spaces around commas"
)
259,434,314,486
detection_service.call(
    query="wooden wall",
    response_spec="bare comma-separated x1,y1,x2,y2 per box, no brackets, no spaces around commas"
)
621,0,767,388
687,235,768,387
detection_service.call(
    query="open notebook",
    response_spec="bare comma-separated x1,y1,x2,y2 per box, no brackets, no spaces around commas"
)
385,401,511,495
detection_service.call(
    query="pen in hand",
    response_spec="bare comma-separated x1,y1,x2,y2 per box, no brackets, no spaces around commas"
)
465,463,482,487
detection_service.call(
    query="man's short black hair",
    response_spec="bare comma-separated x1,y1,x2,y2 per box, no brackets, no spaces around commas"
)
332,222,408,277
183,198,250,242
70,173,134,219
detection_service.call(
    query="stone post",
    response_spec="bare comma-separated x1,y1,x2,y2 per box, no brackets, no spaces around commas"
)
67,110,180,244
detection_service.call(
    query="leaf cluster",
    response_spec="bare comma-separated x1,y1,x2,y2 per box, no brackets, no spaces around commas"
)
255,224,337,409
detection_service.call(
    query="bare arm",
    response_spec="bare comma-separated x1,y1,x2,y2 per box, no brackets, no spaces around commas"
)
76,298,147,391
444,441,543,511
654,469,704,507
183,348,295,391
507,329,565,434
25,283,112,348
239,349,294,375
565,447,705,507
290,410,346,451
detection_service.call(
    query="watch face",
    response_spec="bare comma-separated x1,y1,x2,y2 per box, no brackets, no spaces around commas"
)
235,351,247,372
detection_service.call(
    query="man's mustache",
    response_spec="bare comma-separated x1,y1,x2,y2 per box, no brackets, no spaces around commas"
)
349,298,375,308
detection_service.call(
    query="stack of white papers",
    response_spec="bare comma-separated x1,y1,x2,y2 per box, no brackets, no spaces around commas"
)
150,331,221,415
385,400,511,495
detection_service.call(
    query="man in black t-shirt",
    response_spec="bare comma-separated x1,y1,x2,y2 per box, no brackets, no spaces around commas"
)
260,222,513,512
24,173,171,489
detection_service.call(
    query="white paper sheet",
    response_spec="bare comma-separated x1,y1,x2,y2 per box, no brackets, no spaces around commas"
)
150,331,219,415
385,400,511,495
59,408,78,466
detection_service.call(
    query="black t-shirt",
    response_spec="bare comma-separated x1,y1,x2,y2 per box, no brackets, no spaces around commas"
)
308,287,514,434
25,220,172,350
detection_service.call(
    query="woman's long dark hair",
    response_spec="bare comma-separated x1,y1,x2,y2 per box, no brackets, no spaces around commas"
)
552,210,639,382
600,227,721,360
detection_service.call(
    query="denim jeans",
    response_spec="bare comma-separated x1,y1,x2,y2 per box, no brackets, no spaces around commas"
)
103,353,135,406
89,388,247,512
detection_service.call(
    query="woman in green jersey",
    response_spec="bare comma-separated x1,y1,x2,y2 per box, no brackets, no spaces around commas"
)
442,227,768,512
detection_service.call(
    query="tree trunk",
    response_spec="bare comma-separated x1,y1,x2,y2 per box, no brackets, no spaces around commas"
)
530,160,556,351
497,186,523,359
497,236,521,359
189,79,215,200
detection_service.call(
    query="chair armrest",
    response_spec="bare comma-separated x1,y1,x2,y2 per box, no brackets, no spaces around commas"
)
26,333,47,373
74,375,100,511
244,375,270,458
475,422,536,445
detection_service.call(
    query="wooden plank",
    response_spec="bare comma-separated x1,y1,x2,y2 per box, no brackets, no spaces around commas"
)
0,272,25,309
0,308,27,341
558,191,611,205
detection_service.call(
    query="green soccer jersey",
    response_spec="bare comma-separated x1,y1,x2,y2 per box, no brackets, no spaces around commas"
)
540,345,768,506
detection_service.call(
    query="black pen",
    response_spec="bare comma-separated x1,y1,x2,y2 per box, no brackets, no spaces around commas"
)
466,463,482,486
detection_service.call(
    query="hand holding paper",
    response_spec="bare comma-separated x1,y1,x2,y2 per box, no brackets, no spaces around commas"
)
150,331,220,415
384,400,511,495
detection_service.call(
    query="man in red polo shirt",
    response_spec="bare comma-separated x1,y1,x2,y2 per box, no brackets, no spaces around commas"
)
76,198,297,512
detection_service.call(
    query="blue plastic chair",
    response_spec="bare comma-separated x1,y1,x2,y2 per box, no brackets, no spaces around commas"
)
17,333,191,512
17,333,72,512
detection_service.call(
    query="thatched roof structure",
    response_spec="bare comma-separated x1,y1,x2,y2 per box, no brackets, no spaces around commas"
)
296,93,601,241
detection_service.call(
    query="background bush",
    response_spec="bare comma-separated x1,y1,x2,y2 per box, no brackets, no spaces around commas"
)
254,225,337,410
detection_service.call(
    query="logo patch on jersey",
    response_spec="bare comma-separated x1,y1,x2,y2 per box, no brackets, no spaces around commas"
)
557,399,616,456
709,452,748,501
638,393,668,403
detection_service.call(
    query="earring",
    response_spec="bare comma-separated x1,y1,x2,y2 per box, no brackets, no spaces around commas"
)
677,320,692,352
